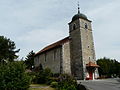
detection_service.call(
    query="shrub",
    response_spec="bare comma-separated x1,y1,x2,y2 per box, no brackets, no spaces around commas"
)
57,74,77,90
27,71,37,84
33,68,53,84
50,81,58,88
53,73,60,77
0,62,31,90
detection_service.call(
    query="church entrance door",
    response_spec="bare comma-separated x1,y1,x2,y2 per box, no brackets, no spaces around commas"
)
86,62,99,80
89,71,93,80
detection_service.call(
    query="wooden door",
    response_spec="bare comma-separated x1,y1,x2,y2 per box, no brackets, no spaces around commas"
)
89,71,93,80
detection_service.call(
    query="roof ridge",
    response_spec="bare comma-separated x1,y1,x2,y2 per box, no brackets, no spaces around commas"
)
35,36,69,56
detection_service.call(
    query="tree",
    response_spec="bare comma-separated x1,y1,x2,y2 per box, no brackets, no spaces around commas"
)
0,61,31,89
25,50,35,70
97,57,120,78
0,36,20,63
35,68,53,84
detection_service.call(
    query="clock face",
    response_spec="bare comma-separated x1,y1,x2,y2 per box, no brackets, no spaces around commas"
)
85,23,88,29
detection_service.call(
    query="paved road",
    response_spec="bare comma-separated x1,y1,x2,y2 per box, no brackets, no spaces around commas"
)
78,78,120,90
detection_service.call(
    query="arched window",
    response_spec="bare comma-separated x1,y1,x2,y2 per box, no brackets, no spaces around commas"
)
73,24,76,30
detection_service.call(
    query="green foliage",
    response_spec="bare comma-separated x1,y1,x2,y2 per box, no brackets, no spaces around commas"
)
0,36,20,62
0,61,31,90
97,57,120,78
27,71,37,84
33,68,53,84
31,69,78,90
32,71,78,90
57,74,77,90
25,50,35,70
50,81,58,88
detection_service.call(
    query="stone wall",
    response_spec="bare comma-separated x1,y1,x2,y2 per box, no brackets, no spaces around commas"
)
80,18,99,79
69,17,99,79
62,41,71,74
69,19,84,79
80,19,96,64
34,46,62,73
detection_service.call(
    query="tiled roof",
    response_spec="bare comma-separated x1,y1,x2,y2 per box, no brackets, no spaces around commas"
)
35,37,69,56
86,61,99,67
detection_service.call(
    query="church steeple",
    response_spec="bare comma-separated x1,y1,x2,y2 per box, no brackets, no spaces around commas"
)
71,2,88,22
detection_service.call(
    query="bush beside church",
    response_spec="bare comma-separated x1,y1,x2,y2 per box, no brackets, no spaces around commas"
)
0,62,31,90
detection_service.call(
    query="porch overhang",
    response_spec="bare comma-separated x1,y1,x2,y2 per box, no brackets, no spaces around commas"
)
86,61,99,68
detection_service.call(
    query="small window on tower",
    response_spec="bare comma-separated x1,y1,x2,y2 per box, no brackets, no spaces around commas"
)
85,23,88,29
73,24,76,30
89,57,90,60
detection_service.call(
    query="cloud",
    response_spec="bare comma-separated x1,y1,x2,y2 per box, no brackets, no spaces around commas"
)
18,29,67,44
16,25,68,58
0,0,120,61
86,0,120,61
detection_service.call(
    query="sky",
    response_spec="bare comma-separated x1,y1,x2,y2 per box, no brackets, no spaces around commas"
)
0,0,120,61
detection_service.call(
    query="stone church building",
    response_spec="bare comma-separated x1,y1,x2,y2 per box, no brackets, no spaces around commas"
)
34,8,99,80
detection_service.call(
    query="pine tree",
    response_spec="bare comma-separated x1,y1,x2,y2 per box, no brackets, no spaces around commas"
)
25,50,35,70
0,36,20,63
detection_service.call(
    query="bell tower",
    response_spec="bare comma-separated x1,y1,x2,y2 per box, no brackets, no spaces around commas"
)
69,5,99,80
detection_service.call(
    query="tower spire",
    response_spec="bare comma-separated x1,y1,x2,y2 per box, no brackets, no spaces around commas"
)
77,1,80,14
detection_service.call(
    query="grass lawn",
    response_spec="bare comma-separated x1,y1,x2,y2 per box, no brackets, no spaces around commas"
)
29,84,55,90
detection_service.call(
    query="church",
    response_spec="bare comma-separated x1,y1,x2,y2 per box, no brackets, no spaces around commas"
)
34,7,99,80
